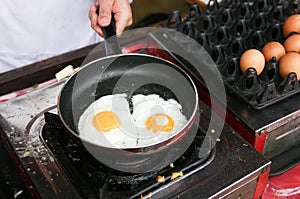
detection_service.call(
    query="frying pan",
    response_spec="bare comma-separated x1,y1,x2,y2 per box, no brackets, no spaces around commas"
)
57,18,199,173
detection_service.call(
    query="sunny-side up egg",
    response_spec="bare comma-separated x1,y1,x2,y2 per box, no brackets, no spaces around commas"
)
78,94,135,148
131,94,188,146
78,93,188,148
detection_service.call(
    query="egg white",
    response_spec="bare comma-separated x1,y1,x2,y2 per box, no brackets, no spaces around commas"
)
78,94,188,148
78,94,133,148
131,94,187,145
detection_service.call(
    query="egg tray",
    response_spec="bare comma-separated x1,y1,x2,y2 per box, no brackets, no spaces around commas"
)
166,0,300,109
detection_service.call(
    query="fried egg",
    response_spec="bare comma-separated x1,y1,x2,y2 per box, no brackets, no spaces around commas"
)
131,94,187,145
78,94,187,148
78,94,132,148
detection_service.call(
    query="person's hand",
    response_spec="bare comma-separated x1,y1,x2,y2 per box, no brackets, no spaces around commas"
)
89,0,132,37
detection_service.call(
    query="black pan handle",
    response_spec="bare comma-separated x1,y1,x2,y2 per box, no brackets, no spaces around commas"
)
102,17,117,39
96,6,122,55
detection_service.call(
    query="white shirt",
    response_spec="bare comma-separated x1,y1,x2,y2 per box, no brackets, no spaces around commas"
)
0,0,102,73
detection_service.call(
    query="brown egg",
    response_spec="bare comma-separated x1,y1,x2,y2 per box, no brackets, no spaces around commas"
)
279,52,300,79
284,34,300,53
240,49,265,75
262,41,286,62
283,14,300,38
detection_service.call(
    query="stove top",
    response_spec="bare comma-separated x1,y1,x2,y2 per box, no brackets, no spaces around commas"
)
0,80,270,198
42,112,215,199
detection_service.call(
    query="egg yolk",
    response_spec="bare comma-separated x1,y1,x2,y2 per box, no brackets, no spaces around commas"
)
93,111,121,132
145,114,174,133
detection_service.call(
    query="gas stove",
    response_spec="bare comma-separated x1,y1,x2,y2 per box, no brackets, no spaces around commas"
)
2,0,300,197
0,79,269,198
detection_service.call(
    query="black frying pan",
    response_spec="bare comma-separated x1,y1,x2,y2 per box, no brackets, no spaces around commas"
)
57,17,199,173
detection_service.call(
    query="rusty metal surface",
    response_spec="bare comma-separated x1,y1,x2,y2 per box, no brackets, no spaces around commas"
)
0,80,81,198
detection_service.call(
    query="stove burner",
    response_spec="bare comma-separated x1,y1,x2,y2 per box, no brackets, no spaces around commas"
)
41,112,215,198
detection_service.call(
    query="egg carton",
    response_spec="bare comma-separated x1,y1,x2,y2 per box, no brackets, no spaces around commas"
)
166,0,300,109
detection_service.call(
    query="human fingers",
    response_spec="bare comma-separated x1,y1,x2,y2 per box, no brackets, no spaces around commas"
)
98,0,114,27
113,0,133,35
89,3,104,37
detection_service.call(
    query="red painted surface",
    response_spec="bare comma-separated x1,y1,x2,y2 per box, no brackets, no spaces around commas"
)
225,111,267,153
263,164,300,198
123,41,148,54
196,83,267,153
254,167,270,199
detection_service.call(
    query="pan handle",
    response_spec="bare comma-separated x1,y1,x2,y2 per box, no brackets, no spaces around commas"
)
101,14,117,39
96,6,122,55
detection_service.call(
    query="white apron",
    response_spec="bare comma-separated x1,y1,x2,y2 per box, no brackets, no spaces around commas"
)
0,0,102,73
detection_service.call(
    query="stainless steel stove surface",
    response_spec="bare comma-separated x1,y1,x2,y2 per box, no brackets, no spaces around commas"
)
0,80,270,198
